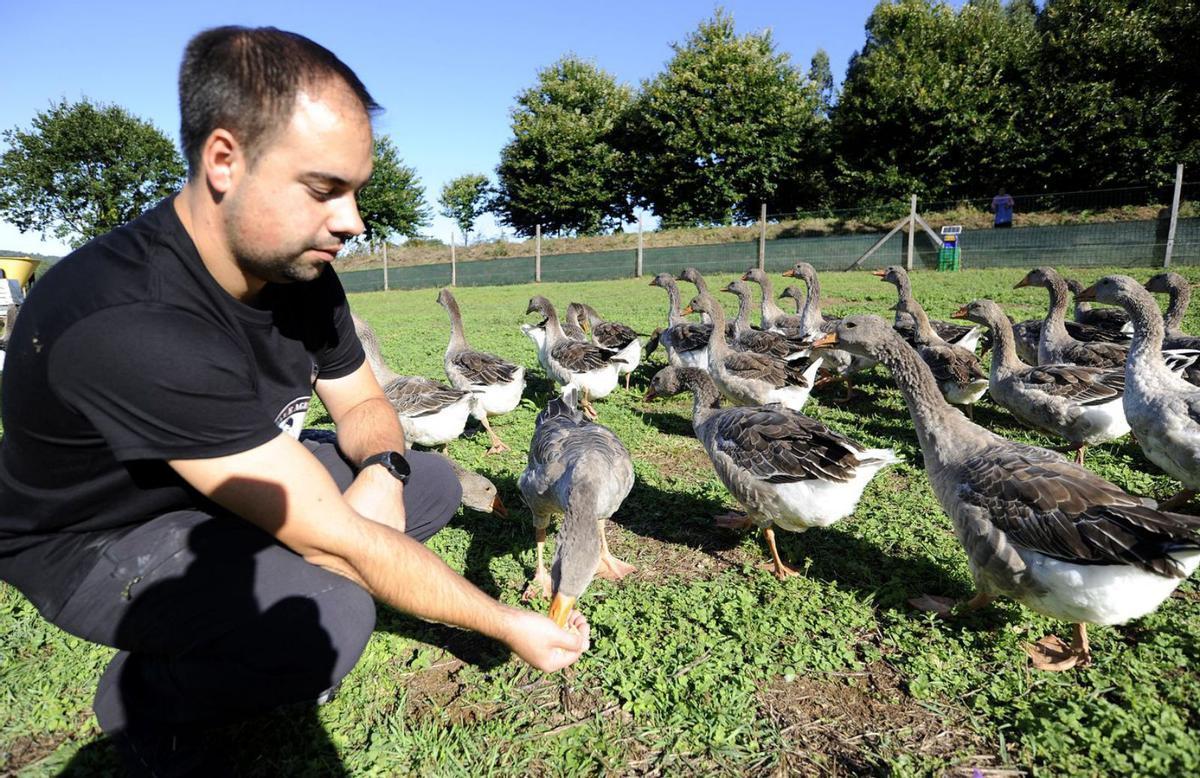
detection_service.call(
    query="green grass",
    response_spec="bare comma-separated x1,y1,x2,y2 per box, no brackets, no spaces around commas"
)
4,266,1200,776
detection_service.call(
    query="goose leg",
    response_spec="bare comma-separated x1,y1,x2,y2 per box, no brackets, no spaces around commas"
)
1158,489,1196,510
522,527,552,601
480,414,510,455
581,388,598,420
763,526,799,580
624,371,631,391
1073,445,1086,466
965,404,974,421
595,520,637,580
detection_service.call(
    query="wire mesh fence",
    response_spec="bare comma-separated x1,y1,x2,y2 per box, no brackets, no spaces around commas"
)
338,182,1200,293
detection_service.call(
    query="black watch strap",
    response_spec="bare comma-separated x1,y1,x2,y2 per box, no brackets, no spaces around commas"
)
359,451,411,484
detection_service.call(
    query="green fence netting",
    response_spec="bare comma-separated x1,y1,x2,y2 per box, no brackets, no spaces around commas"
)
338,216,1200,293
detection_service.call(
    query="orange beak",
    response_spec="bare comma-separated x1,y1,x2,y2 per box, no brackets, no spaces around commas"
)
740,272,751,281
1013,275,1031,289
643,388,658,402
680,305,695,316
781,268,795,277
491,496,508,518
548,593,576,628
951,305,969,320
811,332,838,349
1076,284,1098,303
871,269,887,277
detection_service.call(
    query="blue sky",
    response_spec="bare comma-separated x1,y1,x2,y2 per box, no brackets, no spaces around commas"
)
1,0,895,257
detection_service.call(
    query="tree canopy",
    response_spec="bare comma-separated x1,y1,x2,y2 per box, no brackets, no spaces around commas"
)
492,56,634,237
355,135,430,244
623,10,830,227
438,173,491,244
0,98,185,248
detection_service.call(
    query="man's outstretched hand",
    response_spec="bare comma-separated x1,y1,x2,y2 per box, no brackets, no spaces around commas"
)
501,607,591,672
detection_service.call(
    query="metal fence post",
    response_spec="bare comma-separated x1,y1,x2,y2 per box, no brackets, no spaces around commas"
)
383,241,389,291
450,233,457,287
758,202,767,270
535,224,542,283
636,215,644,278
906,194,917,271
1165,163,1184,268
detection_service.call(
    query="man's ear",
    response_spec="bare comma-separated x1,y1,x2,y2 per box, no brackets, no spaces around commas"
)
202,129,241,195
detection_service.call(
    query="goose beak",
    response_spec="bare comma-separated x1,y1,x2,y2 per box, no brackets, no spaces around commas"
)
1076,284,1099,302
781,268,796,277
548,593,576,628
739,272,751,281
811,333,838,349
491,496,508,518
1013,275,1031,289
680,305,695,316
643,387,657,402
871,269,887,277
951,305,969,320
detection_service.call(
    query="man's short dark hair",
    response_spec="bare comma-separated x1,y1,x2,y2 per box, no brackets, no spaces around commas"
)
179,26,381,176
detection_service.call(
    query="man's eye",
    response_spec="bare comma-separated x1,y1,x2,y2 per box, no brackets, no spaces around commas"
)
308,186,335,201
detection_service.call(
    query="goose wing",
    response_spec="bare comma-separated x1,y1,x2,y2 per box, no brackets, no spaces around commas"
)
1065,320,1130,344
957,444,1200,575
550,339,623,372
1023,364,1124,405
663,322,712,353
383,376,469,416
451,349,521,385
710,405,862,484
920,343,986,385
593,321,639,350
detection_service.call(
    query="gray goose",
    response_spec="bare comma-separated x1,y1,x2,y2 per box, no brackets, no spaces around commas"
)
814,315,1200,671
872,266,983,351
649,272,711,369
782,262,877,396
953,299,1128,464
519,389,635,625
644,365,899,580
894,294,988,416
682,292,820,411
1079,276,1200,510
1144,272,1200,386
740,267,804,334
720,280,808,359
678,267,733,334
572,302,642,390
1009,317,1130,366
1065,278,1131,333
352,312,474,448
525,296,623,419
437,289,526,454
1015,267,1130,368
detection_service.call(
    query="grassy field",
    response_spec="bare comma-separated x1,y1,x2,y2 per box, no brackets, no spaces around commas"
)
4,265,1200,776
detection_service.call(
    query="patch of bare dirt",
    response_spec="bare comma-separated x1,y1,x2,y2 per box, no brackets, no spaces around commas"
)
638,441,712,483
2,718,94,776
607,521,760,585
758,662,1019,777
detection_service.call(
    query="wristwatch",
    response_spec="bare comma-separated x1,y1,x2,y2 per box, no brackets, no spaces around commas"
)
359,451,411,484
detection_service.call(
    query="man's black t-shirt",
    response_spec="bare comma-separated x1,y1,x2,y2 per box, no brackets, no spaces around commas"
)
0,197,365,617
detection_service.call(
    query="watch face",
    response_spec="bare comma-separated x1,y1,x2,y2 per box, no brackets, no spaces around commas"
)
383,451,411,481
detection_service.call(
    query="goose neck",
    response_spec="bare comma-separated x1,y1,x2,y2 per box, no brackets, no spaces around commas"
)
664,282,684,325
1042,280,1072,342
1123,292,1170,378
983,314,1024,378
733,291,752,334
443,295,469,351
799,275,823,332
1165,282,1190,334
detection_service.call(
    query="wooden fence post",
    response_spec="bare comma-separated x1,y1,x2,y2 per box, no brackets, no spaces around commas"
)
906,194,917,271
758,202,767,270
382,241,389,291
450,233,457,287
636,215,644,278
535,224,542,283
1165,163,1184,268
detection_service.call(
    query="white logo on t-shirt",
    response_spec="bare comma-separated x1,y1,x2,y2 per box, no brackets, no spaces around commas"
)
274,396,311,439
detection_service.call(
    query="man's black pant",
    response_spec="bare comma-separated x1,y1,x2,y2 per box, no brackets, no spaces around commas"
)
47,440,461,736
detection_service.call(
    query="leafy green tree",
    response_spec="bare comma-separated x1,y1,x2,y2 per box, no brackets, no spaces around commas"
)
356,135,430,244
438,173,490,244
622,10,830,226
1029,0,1200,189
493,56,634,237
0,98,185,248
831,0,1041,204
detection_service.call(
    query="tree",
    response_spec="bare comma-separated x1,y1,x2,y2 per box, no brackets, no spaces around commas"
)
438,173,490,244
355,135,430,244
622,10,830,227
830,0,1041,205
0,98,185,248
492,56,634,237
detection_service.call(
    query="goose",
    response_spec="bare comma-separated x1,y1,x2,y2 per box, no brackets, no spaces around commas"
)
813,315,1200,670
1065,278,1131,334
782,262,877,396
352,313,474,448
677,267,727,331
1078,276,1200,510
519,388,635,625
571,302,643,390
520,322,552,376
1015,267,1131,368
682,292,820,411
740,267,804,333
437,289,526,454
562,303,589,341
719,280,808,359
893,293,989,416
1145,271,1193,338
649,272,711,369
872,266,984,351
525,296,623,419
1009,317,1130,367
299,429,508,516
644,365,900,580
952,299,1128,463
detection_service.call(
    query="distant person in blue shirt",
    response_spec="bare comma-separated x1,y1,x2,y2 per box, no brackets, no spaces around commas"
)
990,188,1015,228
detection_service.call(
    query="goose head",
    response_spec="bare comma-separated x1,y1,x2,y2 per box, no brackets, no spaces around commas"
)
779,285,806,310
644,365,718,404
435,287,456,310
1014,266,1063,291
649,272,676,290
525,295,554,327
1144,272,1192,295
721,279,750,299
1077,275,1149,309
741,267,767,285
952,299,1007,330
781,262,817,285
678,267,709,294
810,315,897,359
872,265,907,287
